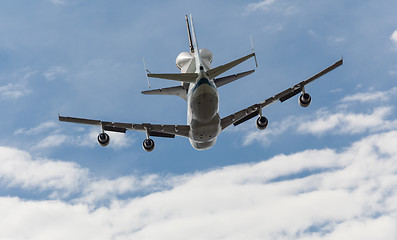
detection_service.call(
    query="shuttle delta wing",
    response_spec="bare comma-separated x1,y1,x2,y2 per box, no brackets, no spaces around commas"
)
221,58,343,129
59,115,190,138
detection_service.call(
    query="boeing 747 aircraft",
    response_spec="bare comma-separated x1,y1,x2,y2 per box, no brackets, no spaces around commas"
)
59,15,343,152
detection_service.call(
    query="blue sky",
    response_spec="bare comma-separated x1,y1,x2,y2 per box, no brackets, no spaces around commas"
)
1,0,397,239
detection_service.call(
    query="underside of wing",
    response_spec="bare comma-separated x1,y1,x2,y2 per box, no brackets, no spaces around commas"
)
59,115,190,138
220,58,343,130
147,73,198,84
141,86,188,100
214,69,255,88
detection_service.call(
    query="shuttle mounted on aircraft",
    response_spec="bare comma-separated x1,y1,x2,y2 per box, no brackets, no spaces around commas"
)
59,15,343,152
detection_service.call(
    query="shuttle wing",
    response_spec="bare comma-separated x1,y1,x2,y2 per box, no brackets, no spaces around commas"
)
221,58,343,129
59,115,190,138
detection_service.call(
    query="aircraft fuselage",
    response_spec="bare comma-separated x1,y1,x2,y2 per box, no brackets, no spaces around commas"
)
187,72,221,150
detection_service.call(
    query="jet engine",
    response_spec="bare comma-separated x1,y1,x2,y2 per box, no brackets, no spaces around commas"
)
97,132,110,147
142,138,155,152
299,93,312,108
256,116,268,130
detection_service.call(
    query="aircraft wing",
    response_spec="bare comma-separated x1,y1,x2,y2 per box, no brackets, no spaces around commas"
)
214,69,255,88
206,53,256,80
59,115,190,138
221,58,343,130
141,86,188,100
147,73,198,84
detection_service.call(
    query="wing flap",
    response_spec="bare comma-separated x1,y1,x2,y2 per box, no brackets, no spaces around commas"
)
221,104,260,129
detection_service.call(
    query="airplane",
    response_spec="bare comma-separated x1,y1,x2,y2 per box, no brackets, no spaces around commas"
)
59,15,343,152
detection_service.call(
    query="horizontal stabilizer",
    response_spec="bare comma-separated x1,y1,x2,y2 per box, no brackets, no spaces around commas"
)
214,69,255,88
147,73,198,83
206,53,255,80
141,86,188,100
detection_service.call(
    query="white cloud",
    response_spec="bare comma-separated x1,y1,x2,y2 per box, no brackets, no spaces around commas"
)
0,146,167,202
246,0,276,12
0,67,37,100
79,174,164,204
1,131,397,239
342,87,397,103
391,30,397,45
43,66,67,81
297,106,396,135
15,121,58,135
245,0,298,15
0,82,31,100
0,146,88,196
35,134,69,149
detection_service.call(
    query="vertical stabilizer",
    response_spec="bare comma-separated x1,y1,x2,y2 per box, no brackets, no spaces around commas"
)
185,15,194,54
189,14,203,73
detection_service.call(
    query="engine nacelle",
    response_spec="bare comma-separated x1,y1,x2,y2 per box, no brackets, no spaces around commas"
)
142,138,155,152
256,116,268,130
299,93,312,108
97,132,110,147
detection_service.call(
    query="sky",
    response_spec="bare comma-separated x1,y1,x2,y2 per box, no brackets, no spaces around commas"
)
0,0,397,239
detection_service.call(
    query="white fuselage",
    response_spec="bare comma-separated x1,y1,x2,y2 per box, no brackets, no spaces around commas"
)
178,49,221,150
187,73,221,150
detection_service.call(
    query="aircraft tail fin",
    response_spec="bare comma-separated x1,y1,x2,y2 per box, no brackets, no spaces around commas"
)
185,15,194,54
188,14,203,72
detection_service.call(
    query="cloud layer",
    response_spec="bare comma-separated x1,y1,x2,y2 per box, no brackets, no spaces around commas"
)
1,129,397,239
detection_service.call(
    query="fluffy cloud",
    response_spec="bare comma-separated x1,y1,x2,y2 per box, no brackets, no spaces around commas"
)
1,131,397,239
0,146,167,202
391,30,397,45
297,106,397,135
0,146,87,196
